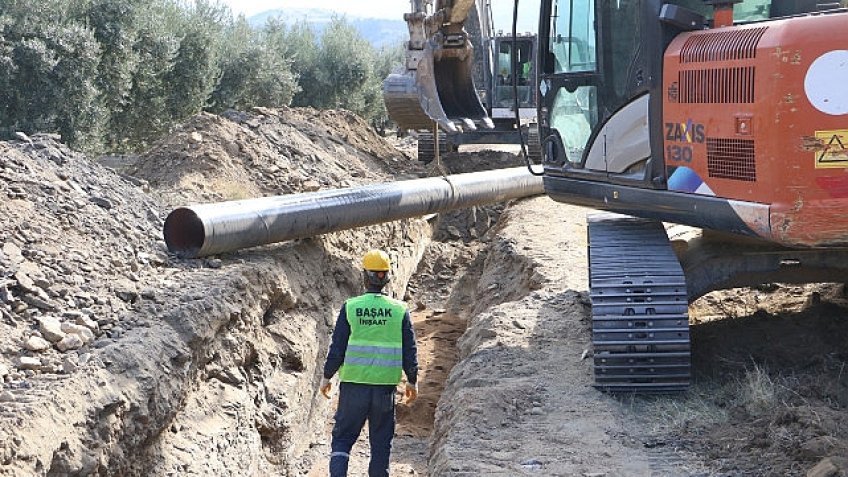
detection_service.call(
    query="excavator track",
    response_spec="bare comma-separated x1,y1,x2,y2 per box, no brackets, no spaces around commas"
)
417,131,454,164
588,214,690,393
526,124,541,163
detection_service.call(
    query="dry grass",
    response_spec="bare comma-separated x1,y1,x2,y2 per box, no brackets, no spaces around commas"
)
643,363,796,433
643,390,729,433
208,177,256,201
739,364,781,415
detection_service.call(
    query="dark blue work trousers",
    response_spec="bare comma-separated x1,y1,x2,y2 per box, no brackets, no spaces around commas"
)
330,382,396,477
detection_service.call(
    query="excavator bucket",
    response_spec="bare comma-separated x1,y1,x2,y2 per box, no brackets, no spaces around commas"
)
383,41,493,133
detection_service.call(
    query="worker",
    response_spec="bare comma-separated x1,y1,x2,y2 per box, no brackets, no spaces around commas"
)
520,60,531,85
319,249,419,477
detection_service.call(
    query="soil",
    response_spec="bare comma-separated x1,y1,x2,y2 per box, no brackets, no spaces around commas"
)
1,110,846,477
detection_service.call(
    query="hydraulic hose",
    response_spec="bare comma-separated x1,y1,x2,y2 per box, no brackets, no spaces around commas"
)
513,0,545,177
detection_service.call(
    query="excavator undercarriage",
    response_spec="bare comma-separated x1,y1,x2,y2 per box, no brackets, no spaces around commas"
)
589,214,848,392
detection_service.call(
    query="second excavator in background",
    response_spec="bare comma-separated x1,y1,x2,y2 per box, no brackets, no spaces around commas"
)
383,0,542,162
385,0,848,392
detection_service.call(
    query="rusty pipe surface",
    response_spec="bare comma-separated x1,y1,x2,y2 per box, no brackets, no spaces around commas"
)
164,167,544,258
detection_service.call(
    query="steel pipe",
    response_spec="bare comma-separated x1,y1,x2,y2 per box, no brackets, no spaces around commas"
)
164,167,543,258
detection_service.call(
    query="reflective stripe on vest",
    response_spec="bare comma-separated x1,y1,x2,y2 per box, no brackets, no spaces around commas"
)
339,293,406,385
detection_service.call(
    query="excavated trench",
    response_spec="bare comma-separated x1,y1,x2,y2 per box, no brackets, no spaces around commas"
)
120,222,434,476
0,105,541,476
0,109,477,476
112,141,531,475
298,149,531,476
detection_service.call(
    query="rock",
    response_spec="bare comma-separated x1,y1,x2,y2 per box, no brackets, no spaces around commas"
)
0,362,9,377
21,294,56,311
32,277,52,290
14,131,31,143
13,270,38,294
24,336,51,352
61,322,95,344
39,317,67,342
447,226,463,239
807,458,840,477
801,437,835,459
73,314,99,332
584,473,606,477
521,459,543,470
114,280,139,303
57,334,84,352
206,258,223,269
512,320,526,330
189,131,203,143
109,326,125,339
89,196,113,210
140,288,156,300
16,356,42,370
0,284,12,303
61,356,78,374
0,391,14,402
2,243,24,269
302,180,321,192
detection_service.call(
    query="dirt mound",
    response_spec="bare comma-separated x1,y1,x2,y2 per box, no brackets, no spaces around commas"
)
131,107,418,207
0,135,164,380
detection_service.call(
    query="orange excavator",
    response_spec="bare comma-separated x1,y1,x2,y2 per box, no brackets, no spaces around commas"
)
387,0,848,392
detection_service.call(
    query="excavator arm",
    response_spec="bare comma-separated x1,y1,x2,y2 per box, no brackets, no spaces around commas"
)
383,0,494,133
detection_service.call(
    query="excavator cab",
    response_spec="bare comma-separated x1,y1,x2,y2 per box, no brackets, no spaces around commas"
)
538,0,667,182
493,36,535,108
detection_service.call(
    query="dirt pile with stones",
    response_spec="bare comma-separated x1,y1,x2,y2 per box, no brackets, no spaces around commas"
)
0,108,433,476
131,107,418,208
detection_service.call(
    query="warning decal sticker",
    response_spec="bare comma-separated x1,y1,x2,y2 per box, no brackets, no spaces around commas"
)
814,129,848,169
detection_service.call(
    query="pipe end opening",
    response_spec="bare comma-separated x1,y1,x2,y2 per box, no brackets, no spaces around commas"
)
164,208,205,258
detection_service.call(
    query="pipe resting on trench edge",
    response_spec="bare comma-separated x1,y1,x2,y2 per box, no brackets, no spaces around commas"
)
164,167,545,258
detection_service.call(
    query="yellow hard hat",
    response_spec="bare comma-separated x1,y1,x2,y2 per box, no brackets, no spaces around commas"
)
362,249,391,271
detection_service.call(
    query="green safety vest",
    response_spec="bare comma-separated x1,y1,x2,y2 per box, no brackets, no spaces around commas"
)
339,293,407,385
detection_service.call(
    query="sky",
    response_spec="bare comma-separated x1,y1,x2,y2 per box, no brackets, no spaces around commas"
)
215,0,542,32
216,0,407,19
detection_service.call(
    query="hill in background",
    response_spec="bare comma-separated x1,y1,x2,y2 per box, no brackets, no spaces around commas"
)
249,8,407,48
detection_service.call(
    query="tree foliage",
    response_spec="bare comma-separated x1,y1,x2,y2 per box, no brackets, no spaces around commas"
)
0,2,401,152
209,17,298,114
287,17,403,129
